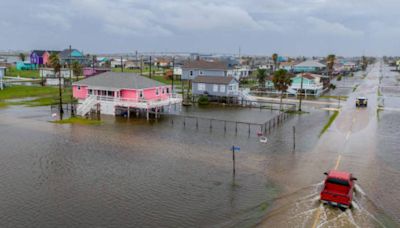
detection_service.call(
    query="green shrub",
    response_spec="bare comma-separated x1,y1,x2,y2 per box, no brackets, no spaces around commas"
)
198,95,209,105
337,75,342,81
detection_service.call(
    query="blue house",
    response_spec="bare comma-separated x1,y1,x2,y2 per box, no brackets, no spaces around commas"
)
192,76,239,98
181,60,228,80
59,49,87,65
294,60,326,73
16,61,36,70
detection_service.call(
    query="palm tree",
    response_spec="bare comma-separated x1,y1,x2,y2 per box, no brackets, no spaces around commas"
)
326,54,336,78
19,53,26,62
256,68,267,89
49,53,63,116
272,53,278,71
361,56,368,71
72,61,82,81
272,69,292,111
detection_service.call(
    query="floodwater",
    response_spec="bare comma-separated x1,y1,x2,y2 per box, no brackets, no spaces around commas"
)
0,63,399,227
0,103,328,227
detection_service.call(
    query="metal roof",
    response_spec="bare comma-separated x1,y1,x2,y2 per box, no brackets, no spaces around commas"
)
295,60,326,68
182,60,228,70
73,72,166,89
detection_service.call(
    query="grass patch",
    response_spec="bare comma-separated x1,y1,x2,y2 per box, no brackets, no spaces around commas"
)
320,95,348,101
352,84,359,92
51,117,102,125
377,88,382,97
6,66,39,78
319,111,339,137
1,85,74,107
0,101,7,108
285,110,309,115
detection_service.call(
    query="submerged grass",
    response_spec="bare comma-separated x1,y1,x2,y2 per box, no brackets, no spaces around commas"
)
51,117,103,125
320,95,348,101
0,85,74,107
285,110,309,115
319,111,339,137
352,84,359,92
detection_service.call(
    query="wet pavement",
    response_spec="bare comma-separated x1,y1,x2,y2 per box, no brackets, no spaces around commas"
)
0,62,399,227
259,62,400,227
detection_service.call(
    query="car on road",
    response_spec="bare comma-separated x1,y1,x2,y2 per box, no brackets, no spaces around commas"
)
320,170,357,210
356,97,368,107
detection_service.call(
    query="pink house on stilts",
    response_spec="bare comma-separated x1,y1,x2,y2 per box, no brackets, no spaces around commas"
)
72,72,182,118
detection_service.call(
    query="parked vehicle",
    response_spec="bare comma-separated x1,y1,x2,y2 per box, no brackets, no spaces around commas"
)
320,170,357,210
356,97,368,107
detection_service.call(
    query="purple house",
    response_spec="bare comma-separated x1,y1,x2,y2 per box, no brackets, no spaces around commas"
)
30,50,46,65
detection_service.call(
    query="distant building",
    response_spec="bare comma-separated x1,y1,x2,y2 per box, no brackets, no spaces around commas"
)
192,76,239,98
59,49,86,65
343,62,357,71
181,60,228,80
16,61,36,70
227,66,252,80
290,73,324,97
279,62,297,72
294,60,326,73
40,68,73,86
0,67,5,90
42,51,60,66
83,67,111,78
396,60,400,71
30,50,46,65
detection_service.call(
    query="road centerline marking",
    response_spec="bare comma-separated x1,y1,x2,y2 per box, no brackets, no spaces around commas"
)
311,206,322,228
334,155,342,170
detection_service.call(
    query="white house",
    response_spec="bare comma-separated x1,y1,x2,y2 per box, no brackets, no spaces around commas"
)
40,68,73,86
227,66,252,80
0,67,5,90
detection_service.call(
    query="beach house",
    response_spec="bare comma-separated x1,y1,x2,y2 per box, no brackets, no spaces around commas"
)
192,76,239,98
181,60,228,80
72,72,182,118
290,73,324,97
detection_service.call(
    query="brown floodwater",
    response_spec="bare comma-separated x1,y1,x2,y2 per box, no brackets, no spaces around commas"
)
0,63,399,228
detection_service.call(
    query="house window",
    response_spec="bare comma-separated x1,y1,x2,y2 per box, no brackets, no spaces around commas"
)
166,88,170,94
197,83,206,91
220,85,226,93
139,90,144,98
77,86,81,90
162,88,165,94
200,71,203,75
88,89,93,95
156,88,160,96
190,71,193,76
213,84,218,92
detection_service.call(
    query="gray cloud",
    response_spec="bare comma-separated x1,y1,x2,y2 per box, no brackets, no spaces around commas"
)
0,0,399,56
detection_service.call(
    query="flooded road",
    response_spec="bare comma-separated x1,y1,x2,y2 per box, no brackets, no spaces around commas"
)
0,63,399,227
259,62,400,227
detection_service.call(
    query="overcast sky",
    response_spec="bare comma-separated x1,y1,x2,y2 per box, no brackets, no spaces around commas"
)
1,0,399,56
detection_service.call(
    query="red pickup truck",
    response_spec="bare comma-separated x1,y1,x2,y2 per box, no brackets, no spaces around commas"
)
320,170,357,210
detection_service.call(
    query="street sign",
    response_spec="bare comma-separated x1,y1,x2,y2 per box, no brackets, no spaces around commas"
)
232,146,240,151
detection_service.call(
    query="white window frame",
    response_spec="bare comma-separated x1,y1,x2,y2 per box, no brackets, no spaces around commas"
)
213,84,218,92
197,83,206,91
219,85,226,93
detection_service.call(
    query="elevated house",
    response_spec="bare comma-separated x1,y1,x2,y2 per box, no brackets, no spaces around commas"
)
192,76,239,99
72,72,182,118
59,49,86,65
227,65,252,80
265,73,324,97
290,73,324,97
294,60,326,73
39,68,73,86
181,60,228,80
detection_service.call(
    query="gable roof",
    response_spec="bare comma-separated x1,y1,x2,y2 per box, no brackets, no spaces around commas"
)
73,72,166,89
31,50,46,56
60,49,84,58
298,73,322,80
295,60,326,68
182,60,227,70
192,76,236,85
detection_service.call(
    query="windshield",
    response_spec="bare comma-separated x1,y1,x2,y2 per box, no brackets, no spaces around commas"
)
327,178,350,186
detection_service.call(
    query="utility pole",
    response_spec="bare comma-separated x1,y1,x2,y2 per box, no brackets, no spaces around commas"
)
298,74,304,112
69,45,74,116
120,56,123,72
140,55,143,76
293,126,296,152
149,56,152,78
172,56,175,92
